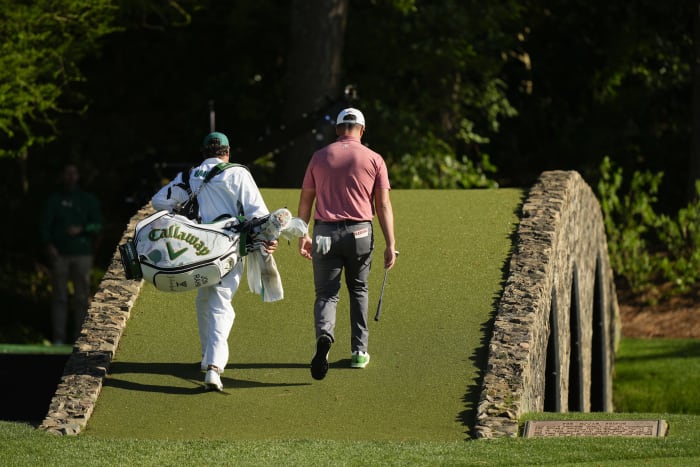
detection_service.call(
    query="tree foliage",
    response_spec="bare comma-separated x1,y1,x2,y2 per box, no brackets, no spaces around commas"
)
0,0,119,158
598,157,700,296
2,0,694,195
497,0,694,204
344,0,522,188
0,0,697,342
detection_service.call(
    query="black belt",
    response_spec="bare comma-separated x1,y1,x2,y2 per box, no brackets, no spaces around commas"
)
315,220,371,226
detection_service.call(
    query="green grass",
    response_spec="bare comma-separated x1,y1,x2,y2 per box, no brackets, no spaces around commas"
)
4,189,699,465
2,414,699,465
0,344,72,355
81,189,524,441
613,338,700,414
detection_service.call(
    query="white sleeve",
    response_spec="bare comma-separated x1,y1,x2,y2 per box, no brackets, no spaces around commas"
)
152,172,190,212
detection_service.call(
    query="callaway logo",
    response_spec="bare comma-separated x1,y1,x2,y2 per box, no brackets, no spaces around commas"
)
148,225,211,256
166,242,188,260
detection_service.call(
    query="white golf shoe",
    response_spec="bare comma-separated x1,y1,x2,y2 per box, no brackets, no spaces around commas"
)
204,367,223,391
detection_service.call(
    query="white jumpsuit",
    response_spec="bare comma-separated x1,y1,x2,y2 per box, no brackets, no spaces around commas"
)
152,157,269,373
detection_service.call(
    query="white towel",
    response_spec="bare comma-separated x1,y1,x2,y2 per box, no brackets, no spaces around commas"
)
315,235,331,255
247,249,284,302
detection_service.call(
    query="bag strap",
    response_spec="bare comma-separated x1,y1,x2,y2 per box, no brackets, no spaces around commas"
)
174,162,249,221
175,162,247,194
204,162,247,183
189,162,247,198
174,168,193,196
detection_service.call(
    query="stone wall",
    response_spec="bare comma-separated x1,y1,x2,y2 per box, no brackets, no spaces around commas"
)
39,205,155,435
474,170,620,438
39,171,619,437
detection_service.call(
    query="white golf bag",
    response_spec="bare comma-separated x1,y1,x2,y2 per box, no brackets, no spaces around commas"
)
119,208,307,300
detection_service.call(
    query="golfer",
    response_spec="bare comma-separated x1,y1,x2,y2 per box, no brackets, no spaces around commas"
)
152,132,277,391
297,108,396,380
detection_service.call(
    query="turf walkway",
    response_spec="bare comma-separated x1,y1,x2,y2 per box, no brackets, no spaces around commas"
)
84,189,523,441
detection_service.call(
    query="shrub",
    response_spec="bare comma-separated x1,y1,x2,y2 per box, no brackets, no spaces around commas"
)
389,133,498,189
655,180,700,292
597,156,700,295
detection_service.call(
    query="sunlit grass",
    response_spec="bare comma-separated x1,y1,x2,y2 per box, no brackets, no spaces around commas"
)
2,414,699,466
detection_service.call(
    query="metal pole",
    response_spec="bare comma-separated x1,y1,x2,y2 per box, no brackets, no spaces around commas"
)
209,99,215,132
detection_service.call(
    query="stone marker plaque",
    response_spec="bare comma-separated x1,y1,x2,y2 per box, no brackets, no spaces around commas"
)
522,420,668,438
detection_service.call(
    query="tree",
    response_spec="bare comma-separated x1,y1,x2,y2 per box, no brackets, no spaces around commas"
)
342,0,523,188
277,0,349,187
692,0,700,201
495,0,695,206
0,0,118,192
0,0,119,156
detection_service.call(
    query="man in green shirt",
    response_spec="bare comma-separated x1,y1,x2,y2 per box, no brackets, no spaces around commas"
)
39,164,103,345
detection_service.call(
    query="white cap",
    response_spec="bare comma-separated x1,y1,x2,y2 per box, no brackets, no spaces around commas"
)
336,108,365,127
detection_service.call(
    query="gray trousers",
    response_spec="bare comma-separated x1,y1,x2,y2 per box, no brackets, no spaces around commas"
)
51,254,93,343
312,221,373,353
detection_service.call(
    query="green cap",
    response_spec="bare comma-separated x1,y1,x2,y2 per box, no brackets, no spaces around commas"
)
202,132,229,147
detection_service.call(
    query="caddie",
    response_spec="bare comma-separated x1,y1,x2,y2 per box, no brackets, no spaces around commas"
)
152,131,278,391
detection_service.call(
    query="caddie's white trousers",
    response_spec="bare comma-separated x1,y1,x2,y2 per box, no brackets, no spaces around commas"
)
195,260,244,373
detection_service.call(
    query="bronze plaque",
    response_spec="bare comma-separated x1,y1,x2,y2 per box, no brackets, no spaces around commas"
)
522,420,668,438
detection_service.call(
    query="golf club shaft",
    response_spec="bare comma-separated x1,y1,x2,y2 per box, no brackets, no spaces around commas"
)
374,251,398,321
374,269,389,321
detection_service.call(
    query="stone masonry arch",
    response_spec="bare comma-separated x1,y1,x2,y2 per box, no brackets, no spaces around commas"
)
474,170,620,438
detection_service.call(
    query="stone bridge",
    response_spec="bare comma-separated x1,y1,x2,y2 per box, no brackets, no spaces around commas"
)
474,170,620,438
39,170,619,438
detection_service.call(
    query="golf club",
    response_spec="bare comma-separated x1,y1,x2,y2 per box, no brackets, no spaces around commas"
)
374,250,398,321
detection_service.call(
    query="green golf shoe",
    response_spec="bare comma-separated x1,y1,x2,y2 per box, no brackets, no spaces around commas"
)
350,351,370,368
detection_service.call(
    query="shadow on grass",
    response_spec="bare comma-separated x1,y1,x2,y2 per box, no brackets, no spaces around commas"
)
615,340,700,363
458,196,525,440
105,361,311,394
227,360,354,370
458,311,497,439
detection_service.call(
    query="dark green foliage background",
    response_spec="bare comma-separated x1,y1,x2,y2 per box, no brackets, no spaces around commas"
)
1,0,697,343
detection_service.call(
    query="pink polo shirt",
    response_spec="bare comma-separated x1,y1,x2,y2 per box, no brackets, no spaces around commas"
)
302,135,390,222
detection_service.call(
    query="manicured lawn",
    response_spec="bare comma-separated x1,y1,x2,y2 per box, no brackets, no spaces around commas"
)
2,189,699,465
614,338,700,414
2,414,699,465
83,189,523,441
